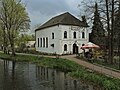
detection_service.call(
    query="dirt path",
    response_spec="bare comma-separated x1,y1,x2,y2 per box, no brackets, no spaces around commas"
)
60,55,120,79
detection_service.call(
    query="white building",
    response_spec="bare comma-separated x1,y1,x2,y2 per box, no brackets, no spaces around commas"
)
26,41,35,48
35,12,89,55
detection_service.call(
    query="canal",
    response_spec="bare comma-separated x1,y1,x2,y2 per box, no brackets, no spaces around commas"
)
0,59,98,90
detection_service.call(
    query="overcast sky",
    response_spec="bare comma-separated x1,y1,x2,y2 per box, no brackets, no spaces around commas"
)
22,0,82,33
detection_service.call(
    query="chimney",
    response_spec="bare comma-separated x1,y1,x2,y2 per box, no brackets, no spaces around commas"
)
81,16,86,22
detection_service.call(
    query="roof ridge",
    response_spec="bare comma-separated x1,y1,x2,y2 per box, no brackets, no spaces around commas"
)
36,12,89,31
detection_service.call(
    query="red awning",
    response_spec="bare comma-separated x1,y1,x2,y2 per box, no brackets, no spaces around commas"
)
81,42,100,49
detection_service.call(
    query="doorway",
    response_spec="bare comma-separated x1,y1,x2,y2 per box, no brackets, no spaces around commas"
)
73,43,78,54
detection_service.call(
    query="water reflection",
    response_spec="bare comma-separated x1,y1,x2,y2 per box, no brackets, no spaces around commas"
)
0,59,99,90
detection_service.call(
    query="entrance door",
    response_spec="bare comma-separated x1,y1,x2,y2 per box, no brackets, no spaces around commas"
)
73,43,78,54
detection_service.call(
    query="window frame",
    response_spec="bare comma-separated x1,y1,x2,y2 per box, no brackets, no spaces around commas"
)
82,32,85,39
64,31,67,38
46,37,48,48
43,38,45,47
38,38,39,47
73,31,76,39
64,44,67,51
52,33,54,39
40,38,42,47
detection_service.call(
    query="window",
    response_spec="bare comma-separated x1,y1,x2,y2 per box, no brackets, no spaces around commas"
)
43,38,45,47
46,37,48,48
64,44,67,51
40,38,42,47
38,38,39,47
82,32,85,38
51,44,54,47
52,33,54,39
64,31,67,38
73,32,76,38
82,44,85,46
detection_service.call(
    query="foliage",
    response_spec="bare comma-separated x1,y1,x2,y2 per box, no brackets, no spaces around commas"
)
0,27,3,46
69,70,120,90
15,34,35,52
90,3,106,46
38,58,82,72
0,0,30,55
114,3,120,49
0,52,38,62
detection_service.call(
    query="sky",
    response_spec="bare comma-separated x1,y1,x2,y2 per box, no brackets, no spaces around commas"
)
22,0,82,33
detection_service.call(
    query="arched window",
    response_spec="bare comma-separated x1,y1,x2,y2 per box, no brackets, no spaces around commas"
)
64,31,67,38
52,33,54,39
64,44,67,51
82,32,85,38
73,32,76,38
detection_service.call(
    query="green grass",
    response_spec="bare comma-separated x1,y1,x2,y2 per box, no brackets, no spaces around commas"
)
37,58,83,72
93,60,120,71
0,52,120,90
77,55,120,71
0,52,39,62
69,69,120,90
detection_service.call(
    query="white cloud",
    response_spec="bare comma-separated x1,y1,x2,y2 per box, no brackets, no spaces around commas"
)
22,0,82,32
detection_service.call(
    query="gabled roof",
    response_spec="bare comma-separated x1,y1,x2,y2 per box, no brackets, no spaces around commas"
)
36,12,89,31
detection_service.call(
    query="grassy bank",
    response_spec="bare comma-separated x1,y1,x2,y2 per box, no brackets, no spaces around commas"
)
0,52,120,90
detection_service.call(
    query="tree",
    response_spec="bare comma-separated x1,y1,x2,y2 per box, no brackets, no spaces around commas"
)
0,27,3,49
114,1,120,48
0,0,30,56
80,0,120,64
0,20,9,54
90,3,105,47
114,1,120,68
16,34,35,47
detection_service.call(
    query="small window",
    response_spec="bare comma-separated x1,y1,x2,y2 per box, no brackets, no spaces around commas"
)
38,38,39,47
64,44,67,51
52,33,54,39
51,44,54,47
82,32,85,38
46,37,48,48
82,44,85,46
64,31,67,38
43,38,45,47
73,32,76,38
40,38,42,47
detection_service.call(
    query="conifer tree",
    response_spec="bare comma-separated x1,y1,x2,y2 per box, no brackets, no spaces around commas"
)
90,3,105,47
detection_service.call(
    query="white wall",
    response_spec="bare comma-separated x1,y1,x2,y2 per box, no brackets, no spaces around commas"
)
60,25,89,54
35,25,89,55
36,25,62,54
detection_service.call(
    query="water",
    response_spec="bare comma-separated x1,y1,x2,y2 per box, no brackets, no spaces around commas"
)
0,60,99,90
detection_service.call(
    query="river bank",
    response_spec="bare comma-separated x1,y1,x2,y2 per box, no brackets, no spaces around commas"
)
0,52,120,90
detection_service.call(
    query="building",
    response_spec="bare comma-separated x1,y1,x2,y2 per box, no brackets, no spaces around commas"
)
26,41,35,48
35,12,89,55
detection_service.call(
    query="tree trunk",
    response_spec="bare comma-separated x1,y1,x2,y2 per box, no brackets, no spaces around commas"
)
105,0,110,63
2,27,8,54
11,42,15,56
110,0,114,64
9,32,16,56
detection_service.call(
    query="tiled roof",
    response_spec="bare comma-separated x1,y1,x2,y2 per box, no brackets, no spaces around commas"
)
36,12,89,31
